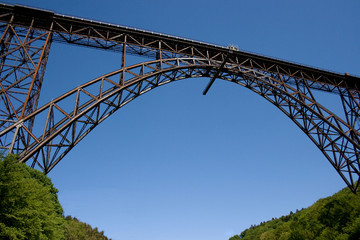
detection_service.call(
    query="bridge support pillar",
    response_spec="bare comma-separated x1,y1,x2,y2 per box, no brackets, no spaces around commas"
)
0,17,53,155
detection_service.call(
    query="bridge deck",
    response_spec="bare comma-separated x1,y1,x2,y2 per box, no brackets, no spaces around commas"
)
0,3,359,91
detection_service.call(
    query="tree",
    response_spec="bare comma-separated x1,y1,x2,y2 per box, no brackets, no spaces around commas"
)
64,216,111,240
0,154,65,239
230,182,360,240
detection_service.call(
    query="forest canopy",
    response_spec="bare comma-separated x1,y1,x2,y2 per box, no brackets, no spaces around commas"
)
230,183,360,240
0,154,111,240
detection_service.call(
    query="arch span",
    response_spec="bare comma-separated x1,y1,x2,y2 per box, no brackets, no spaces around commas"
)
1,57,359,191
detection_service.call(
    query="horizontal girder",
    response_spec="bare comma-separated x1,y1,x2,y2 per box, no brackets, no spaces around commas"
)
0,4,359,92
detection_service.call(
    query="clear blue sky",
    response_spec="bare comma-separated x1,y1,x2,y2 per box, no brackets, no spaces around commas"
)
3,0,360,239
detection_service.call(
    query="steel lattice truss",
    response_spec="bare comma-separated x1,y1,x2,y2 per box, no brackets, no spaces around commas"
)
0,15,52,150
0,4,360,192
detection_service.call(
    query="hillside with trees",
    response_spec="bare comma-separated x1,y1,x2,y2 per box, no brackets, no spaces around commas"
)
0,154,111,240
230,184,360,240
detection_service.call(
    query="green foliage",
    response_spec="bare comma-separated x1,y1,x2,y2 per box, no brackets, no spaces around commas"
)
0,154,65,239
229,235,241,240
64,216,111,240
231,186,360,240
0,154,111,240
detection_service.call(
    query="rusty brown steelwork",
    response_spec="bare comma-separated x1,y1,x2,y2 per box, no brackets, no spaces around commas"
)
0,4,360,192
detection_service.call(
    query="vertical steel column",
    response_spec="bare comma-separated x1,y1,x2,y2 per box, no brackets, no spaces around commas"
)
116,36,127,106
120,35,127,85
155,41,162,85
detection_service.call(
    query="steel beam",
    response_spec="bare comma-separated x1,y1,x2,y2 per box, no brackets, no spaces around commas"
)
0,4,358,91
203,51,231,95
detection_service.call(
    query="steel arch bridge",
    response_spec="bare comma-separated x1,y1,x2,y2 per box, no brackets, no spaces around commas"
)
1,4,360,192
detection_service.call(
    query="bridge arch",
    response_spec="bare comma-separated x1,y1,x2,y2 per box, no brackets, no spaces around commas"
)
2,57,359,191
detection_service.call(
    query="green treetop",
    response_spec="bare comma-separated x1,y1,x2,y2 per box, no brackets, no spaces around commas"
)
0,154,65,240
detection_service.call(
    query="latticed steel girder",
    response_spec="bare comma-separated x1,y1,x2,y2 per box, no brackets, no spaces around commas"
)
0,4,360,192
0,57,359,192
0,13,52,147
0,4,358,90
